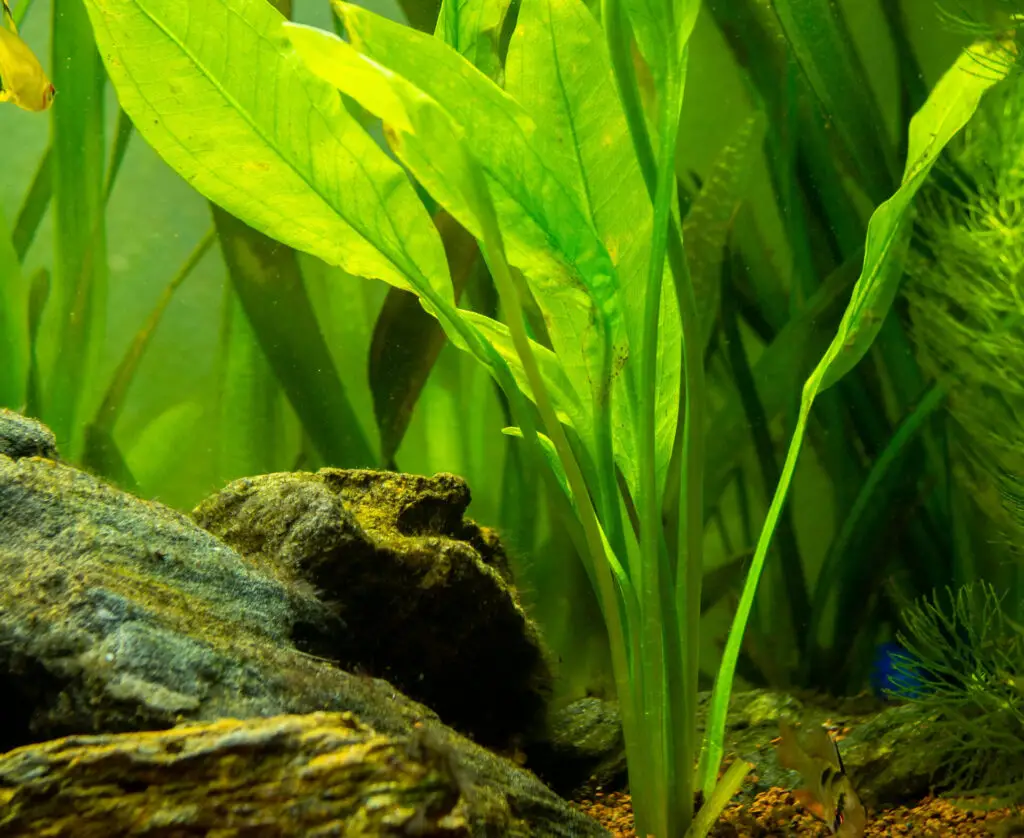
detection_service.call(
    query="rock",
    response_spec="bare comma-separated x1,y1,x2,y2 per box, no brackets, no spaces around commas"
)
192,469,553,749
0,712,540,836
540,688,961,812
0,408,59,460
527,697,626,796
0,415,604,837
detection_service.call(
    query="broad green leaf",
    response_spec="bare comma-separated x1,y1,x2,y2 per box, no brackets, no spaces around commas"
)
0,206,28,408
700,38,1013,793
212,206,377,468
320,3,624,422
462,310,588,434
506,0,678,498
46,0,107,455
81,0,453,305
818,39,1014,393
435,0,513,80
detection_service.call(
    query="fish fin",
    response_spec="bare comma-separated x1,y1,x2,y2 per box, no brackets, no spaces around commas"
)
793,789,827,820
775,721,810,773
802,725,845,771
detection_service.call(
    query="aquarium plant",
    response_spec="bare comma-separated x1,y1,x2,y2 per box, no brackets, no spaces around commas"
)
904,68,1024,591
0,0,1017,833
890,582,1024,805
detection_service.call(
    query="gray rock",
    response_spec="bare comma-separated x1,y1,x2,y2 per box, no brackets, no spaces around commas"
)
0,408,59,460
0,421,604,837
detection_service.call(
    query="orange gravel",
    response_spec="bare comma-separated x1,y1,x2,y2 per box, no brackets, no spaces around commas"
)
573,787,1017,837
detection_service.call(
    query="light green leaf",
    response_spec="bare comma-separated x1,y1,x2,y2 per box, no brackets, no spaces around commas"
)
325,2,624,420
818,38,1014,393
462,310,589,434
81,0,453,304
435,0,513,80
506,0,679,498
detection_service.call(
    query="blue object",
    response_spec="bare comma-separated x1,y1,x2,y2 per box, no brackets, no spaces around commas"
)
870,641,926,699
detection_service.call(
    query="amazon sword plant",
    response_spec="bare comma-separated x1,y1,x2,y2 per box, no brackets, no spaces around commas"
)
78,0,1017,832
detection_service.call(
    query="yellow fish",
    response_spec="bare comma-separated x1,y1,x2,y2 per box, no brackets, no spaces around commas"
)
0,0,54,112
775,720,867,837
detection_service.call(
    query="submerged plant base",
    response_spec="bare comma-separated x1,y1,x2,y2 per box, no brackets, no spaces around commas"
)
572,789,1015,837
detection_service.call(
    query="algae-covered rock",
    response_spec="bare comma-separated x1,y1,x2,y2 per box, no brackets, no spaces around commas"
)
0,712,518,836
0,408,58,460
0,449,422,747
192,469,553,749
0,413,606,837
540,687,957,812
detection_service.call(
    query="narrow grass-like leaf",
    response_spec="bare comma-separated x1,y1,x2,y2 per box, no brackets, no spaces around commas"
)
683,111,767,348
47,0,107,452
103,108,134,204
82,228,215,480
810,383,947,678
700,38,1013,791
82,424,139,493
0,207,28,408
82,0,454,306
771,0,896,202
370,212,479,466
461,310,589,433
24,267,49,416
214,290,284,482
212,206,377,468
702,252,860,517
11,147,51,262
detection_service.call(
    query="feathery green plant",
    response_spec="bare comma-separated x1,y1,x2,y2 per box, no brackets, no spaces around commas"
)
904,71,1024,570
892,582,1024,804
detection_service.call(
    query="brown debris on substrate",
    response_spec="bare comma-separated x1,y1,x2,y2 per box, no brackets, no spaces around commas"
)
574,787,1016,837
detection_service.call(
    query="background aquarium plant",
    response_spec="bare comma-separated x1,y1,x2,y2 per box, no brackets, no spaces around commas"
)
3,0,1024,834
